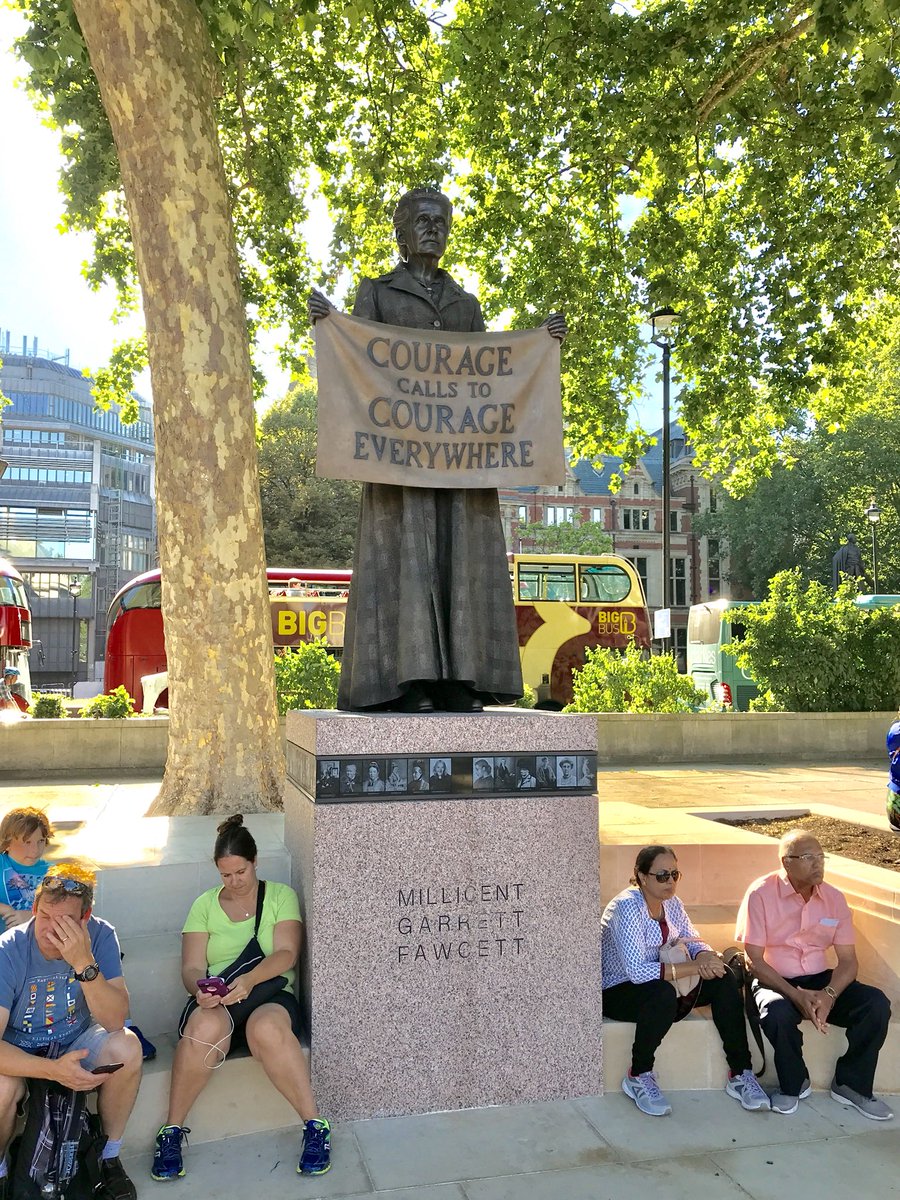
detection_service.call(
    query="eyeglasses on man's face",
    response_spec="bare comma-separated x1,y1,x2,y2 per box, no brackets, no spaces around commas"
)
783,853,827,864
645,869,681,883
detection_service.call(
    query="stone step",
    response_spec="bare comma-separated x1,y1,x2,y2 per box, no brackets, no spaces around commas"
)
94,848,291,939
126,1036,301,1154
121,934,186,1038
121,1013,900,1162
603,1013,900,1096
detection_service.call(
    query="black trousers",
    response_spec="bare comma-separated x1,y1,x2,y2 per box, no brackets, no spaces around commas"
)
602,975,752,1077
753,970,891,1097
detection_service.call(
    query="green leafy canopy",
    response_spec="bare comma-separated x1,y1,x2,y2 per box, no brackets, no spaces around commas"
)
14,0,900,485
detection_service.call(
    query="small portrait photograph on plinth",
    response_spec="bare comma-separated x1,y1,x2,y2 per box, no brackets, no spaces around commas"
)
472,757,495,791
556,756,577,788
362,760,386,794
385,758,408,793
515,756,537,790
536,755,556,788
492,756,515,792
408,759,430,793
340,760,363,795
429,757,452,793
318,759,340,797
577,755,597,790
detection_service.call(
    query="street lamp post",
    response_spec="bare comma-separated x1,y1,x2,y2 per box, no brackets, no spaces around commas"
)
69,577,82,694
866,501,882,595
649,306,680,643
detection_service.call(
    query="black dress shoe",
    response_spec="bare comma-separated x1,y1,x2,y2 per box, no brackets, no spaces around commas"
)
393,683,435,713
435,681,484,713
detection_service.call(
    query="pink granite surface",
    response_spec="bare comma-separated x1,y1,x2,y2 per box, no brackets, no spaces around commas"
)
286,708,595,757
283,710,602,1121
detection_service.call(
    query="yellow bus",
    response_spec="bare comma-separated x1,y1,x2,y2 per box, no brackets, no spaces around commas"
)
512,553,651,707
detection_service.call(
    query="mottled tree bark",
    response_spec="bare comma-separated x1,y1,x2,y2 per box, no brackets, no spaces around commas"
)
72,0,282,814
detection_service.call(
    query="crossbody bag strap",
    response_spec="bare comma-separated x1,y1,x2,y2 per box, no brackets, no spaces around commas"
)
254,879,267,937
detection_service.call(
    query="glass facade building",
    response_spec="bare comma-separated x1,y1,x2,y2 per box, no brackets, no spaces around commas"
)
0,344,156,689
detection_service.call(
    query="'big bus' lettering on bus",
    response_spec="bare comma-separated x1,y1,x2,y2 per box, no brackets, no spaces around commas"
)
596,609,637,636
271,600,346,648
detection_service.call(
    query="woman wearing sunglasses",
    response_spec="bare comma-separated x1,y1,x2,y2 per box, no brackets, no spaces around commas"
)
601,844,770,1117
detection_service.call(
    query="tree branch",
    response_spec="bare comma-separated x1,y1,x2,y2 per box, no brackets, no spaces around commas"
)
696,7,816,126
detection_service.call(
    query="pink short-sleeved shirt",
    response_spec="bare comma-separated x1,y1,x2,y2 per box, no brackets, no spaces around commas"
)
735,870,855,978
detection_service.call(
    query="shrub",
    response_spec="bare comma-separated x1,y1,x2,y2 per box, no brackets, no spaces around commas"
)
514,684,538,709
29,693,67,719
725,571,900,711
564,642,707,713
79,686,136,719
273,640,341,714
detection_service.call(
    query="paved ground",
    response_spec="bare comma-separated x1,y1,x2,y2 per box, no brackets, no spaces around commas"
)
122,1088,900,1200
5,764,896,1199
599,761,887,816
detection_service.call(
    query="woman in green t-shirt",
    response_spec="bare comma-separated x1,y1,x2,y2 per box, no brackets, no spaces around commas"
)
150,815,331,1181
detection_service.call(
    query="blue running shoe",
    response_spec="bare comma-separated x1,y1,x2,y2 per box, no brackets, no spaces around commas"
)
298,1118,331,1175
151,1125,190,1181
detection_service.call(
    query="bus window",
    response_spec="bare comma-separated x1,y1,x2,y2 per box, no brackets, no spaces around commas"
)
518,562,576,602
729,621,747,643
0,577,22,606
120,581,162,610
579,564,632,603
687,603,724,646
107,581,163,631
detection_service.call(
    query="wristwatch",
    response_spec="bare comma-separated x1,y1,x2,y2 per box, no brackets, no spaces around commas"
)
75,962,100,983
823,984,837,1000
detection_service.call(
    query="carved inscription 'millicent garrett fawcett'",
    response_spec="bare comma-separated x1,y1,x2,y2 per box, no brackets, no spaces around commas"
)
396,882,525,964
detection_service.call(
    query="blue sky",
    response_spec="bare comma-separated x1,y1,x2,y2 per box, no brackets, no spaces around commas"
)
0,8,664,432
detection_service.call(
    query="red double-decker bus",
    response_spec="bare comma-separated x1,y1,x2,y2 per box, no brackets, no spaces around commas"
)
103,566,351,709
0,558,33,710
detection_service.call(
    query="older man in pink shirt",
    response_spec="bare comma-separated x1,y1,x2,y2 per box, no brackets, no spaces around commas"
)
736,828,892,1119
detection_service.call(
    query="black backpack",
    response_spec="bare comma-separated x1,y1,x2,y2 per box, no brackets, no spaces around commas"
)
9,1074,105,1199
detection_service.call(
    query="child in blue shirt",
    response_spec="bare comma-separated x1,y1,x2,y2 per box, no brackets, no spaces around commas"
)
0,807,52,927
887,715,900,832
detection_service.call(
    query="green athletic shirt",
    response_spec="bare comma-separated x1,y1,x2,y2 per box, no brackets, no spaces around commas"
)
182,880,301,992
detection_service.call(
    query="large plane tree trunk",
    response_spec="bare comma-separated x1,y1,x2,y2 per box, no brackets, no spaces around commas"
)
72,0,282,814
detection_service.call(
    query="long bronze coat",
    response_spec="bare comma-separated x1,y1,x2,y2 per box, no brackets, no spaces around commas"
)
336,264,524,709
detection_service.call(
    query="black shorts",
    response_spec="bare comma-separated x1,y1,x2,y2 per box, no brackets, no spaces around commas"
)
179,989,305,1056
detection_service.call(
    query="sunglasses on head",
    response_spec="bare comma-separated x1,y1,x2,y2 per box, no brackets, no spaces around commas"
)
645,869,681,883
41,877,92,897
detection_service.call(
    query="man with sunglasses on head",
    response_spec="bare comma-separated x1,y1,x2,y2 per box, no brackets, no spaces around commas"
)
0,862,142,1198
736,828,892,1119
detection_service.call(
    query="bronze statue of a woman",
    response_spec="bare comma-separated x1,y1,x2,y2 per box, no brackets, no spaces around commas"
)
309,187,565,712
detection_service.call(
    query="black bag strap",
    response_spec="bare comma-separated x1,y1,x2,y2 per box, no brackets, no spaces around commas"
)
724,946,766,1077
253,880,267,937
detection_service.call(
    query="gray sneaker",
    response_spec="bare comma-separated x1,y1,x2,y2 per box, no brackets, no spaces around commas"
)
830,1079,894,1121
726,1069,771,1111
771,1080,811,1115
622,1071,672,1117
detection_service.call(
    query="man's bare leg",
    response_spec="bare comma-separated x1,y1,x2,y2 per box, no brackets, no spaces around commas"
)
94,1028,142,1141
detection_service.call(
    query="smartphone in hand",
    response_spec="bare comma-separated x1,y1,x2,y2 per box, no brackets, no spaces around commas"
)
197,976,229,997
91,1063,124,1075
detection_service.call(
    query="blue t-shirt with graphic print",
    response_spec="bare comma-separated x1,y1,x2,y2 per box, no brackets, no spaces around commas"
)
0,916,122,1051
0,853,50,911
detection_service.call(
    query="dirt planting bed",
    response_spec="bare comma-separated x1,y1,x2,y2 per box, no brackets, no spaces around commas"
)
724,814,900,873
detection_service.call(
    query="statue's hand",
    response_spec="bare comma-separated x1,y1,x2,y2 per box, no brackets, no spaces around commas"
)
541,312,567,342
308,288,334,325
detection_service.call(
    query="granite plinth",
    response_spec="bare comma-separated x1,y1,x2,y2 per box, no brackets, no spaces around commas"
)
283,710,602,1121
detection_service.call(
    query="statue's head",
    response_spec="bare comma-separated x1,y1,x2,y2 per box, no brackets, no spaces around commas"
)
393,187,453,261
847,533,857,544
